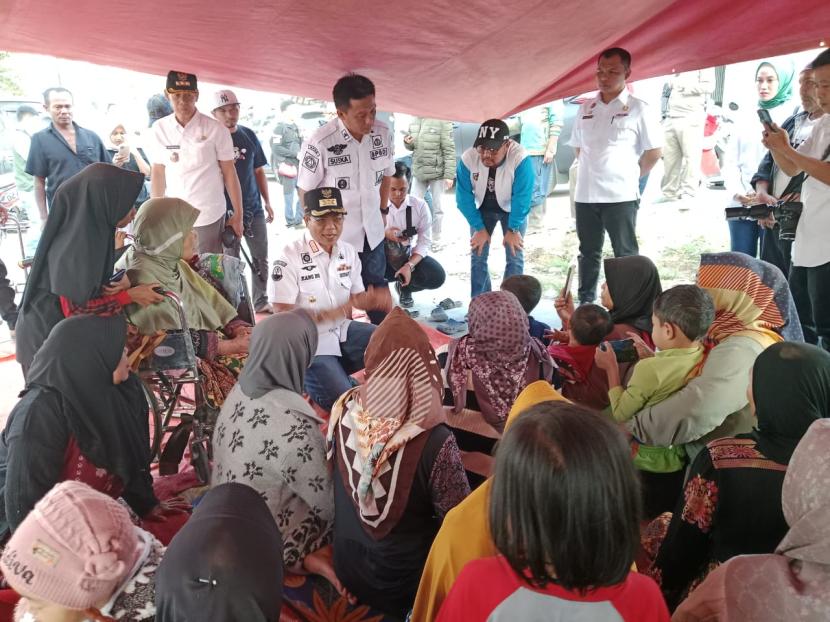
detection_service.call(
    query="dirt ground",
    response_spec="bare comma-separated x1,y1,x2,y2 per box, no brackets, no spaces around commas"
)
0,160,734,419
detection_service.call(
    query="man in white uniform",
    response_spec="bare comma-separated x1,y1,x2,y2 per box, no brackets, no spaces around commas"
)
569,48,662,304
149,71,243,254
296,74,395,324
269,187,392,411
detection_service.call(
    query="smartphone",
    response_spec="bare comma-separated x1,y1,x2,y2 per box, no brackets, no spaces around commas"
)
562,264,575,297
757,109,774,130
118,143,130,158
108,268,126,285
606,338,639,363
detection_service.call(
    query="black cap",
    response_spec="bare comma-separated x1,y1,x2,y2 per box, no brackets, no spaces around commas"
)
303,187,347,217
473,118,510,150
166,71,198,93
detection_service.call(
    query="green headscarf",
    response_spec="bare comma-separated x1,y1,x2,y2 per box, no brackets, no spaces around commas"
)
118,198,237,334
757,59,795,110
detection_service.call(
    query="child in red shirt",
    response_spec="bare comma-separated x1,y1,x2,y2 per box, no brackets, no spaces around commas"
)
437,401,670,622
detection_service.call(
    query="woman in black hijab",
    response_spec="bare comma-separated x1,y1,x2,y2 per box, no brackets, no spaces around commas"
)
0,314,184,542
155,482,284,622
14,163,164,374
602,255,663,344
554,254,662,349
646,341,830,610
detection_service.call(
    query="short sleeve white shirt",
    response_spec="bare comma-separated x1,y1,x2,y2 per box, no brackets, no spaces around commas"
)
385,194,433,258
150,111,235,227
267,232,365,356
568,90,662,203
793,114,830,267
296,118,395,251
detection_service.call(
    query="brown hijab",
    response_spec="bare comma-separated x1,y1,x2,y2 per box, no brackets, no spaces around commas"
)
327,308,445,538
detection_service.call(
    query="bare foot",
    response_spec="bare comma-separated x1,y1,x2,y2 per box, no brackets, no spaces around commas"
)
303,544,357,604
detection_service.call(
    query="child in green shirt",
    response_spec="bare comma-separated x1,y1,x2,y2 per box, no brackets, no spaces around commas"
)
594,284,715,473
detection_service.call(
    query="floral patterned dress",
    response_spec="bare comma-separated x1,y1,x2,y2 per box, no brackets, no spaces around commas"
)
103,532,165,621
643,436,790,610
210,384,333,573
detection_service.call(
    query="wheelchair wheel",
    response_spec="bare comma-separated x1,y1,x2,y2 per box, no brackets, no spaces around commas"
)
141,380,164,461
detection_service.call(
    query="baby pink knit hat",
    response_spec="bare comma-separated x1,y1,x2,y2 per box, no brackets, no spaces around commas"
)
0,481,141,610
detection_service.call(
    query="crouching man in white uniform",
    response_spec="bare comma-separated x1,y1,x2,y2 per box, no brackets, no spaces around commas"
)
268,187,392,411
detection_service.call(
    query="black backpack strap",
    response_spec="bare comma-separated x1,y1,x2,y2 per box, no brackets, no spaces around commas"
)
406,202,413,231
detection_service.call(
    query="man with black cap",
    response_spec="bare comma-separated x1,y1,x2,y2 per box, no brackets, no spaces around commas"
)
456,118,535,298
148,70,243,254
211,88,273,313
295,74,395,325
268,187,392,412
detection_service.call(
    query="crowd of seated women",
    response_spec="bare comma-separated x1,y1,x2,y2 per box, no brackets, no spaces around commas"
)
0,162,828,621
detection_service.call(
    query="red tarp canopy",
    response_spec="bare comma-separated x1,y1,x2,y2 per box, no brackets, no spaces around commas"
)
0,0,826,120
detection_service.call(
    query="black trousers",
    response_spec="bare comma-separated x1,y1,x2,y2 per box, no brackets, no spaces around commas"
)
760,225,792,279
384,255,446,294
575,200,640,303
790,260,830,352
0,259,18,329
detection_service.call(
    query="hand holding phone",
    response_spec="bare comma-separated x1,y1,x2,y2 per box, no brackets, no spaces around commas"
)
561,264,575,297
108,268,127,285
757,109,775,131
608,338,639,363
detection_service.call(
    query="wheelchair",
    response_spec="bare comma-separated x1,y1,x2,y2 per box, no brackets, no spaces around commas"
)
136,254,255,484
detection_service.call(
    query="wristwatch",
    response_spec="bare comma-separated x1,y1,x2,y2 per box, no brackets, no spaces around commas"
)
407,261,416,272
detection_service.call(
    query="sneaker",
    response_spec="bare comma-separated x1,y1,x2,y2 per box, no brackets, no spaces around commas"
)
430,307,449,322
395,280,414,308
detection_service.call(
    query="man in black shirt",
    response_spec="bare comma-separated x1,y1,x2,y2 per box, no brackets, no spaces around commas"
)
25,87,110,224
212,89,274,313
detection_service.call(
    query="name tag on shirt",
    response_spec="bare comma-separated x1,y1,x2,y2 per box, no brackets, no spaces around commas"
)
166,145,180,150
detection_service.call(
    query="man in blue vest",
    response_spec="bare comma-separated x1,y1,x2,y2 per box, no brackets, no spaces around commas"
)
456,119,535,298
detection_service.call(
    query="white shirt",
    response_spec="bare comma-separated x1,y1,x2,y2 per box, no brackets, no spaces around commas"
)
296,118,396,250
568,90,662,203
385,194,432,258
149,111,235,227
724,107,795,207
772,113,819,197
793,114,830,267
268,231,365,356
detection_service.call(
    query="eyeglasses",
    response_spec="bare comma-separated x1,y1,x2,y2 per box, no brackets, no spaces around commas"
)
476,145,504,156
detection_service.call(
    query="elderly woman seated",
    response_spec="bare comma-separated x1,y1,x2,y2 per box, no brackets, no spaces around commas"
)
118,197,251,405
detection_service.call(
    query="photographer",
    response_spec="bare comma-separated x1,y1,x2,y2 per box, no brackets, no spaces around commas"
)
384,161,446,308
763,49,830,351
751,66,825,276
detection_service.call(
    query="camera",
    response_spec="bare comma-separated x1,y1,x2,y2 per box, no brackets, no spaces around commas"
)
724,201,802,241
398,225,418,240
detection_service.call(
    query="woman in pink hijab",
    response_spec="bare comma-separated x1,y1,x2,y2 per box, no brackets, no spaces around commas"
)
673,418,830,621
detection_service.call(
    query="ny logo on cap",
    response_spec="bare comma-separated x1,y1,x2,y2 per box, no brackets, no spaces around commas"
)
220,93,229,103
321,188,333,199
479,126,500,140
